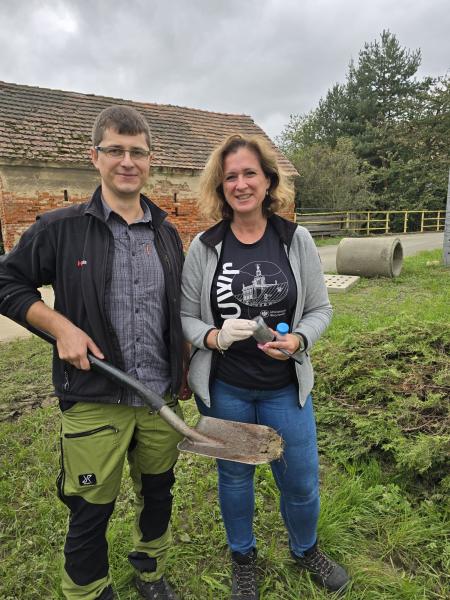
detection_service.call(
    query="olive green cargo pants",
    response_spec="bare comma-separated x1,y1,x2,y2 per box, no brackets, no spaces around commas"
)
58,400,183,599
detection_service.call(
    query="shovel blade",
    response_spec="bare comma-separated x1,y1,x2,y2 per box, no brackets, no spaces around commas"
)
177,416,283,464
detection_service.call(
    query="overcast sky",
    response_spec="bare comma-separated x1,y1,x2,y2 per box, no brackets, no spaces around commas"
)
0,0,448,140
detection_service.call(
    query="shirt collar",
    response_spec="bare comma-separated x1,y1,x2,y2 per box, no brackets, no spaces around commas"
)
101,195,152,225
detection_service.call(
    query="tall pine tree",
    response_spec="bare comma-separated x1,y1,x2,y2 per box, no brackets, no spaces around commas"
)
278,31,448,211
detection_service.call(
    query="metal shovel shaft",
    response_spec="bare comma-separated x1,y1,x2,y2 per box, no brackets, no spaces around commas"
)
14,321,283,464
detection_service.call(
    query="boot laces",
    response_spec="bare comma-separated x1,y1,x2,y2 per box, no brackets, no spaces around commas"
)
233,560,257,596
303,547,334,579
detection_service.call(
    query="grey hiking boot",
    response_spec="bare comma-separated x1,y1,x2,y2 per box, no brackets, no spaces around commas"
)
231,548,258,600
135,575,180,599
292,543,349,594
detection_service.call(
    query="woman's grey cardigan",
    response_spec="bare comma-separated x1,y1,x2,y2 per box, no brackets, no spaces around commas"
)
181,215,332,407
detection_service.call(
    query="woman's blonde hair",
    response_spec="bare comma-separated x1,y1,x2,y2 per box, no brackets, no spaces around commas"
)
198,134,293,221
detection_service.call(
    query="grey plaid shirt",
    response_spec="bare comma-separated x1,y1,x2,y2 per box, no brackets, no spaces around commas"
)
102,198,171,406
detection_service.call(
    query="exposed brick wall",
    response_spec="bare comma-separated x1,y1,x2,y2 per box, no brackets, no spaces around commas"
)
0,166,295,253
1,193,294,253
148,195,215,248
0,191,212,252
0,189,88,250
0,176,5,248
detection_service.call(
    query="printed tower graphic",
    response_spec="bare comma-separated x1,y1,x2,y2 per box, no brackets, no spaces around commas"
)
237,264,288,307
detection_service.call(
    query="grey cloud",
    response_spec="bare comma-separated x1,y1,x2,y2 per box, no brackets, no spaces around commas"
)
0,0,448,139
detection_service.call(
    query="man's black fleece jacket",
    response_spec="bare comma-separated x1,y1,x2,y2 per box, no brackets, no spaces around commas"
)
0,187,185,404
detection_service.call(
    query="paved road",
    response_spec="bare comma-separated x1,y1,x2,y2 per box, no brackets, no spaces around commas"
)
0,232,445,342
318,231,444,272
0,287,54,342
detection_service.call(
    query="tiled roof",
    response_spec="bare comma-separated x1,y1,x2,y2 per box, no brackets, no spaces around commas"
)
0,81,297,174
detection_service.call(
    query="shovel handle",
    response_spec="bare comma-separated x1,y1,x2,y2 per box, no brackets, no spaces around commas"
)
86,354,166,412
14,320,223,444
9,318,283,457
23,322,166,413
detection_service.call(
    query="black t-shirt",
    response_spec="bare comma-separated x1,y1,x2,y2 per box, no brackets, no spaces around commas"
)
211,221,297,390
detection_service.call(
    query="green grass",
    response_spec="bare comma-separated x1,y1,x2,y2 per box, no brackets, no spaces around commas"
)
313,236,344,247
0,249,449,599
0,336,54,420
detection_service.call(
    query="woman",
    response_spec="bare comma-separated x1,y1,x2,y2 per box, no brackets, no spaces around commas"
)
181,134,349,599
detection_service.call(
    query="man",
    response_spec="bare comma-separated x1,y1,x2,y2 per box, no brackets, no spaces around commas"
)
0,105,188,599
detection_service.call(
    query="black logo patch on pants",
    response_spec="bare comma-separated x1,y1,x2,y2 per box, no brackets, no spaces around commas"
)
79,473,97,486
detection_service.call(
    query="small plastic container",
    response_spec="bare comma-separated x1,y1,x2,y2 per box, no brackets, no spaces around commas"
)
276,322,289,336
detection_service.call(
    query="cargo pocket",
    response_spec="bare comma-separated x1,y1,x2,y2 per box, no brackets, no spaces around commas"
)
60,423,122,504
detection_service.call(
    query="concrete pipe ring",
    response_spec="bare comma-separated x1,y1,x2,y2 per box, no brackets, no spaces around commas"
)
336,237,404,278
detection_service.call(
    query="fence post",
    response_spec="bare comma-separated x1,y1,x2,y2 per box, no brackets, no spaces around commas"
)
366,212,371,235
385,211,390,234
403,211,408,233
420,211,425,232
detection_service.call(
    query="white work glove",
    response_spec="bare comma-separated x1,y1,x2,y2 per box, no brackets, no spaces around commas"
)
217,318,257,350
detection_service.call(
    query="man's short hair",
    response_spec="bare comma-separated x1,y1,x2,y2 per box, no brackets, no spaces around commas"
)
92,105,152,150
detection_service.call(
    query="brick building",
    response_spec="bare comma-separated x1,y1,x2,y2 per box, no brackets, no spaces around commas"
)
0,81,297,253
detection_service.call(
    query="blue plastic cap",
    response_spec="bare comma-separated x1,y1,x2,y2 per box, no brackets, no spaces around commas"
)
276,322,289,335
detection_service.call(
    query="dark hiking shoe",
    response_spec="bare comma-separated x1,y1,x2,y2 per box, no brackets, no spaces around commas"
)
98,585,116,600
292,543,349,593
135,575,180,600
231,548,258,600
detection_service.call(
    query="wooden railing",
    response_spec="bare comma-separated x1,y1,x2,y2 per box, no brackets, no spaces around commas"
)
295,209,446,236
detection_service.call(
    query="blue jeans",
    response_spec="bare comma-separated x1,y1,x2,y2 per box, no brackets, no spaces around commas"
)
195,379,320,556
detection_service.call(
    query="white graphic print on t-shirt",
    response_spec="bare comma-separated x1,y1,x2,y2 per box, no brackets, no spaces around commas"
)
216,260,289,319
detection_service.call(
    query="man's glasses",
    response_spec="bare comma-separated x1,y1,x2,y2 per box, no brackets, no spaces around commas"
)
95,146,150,161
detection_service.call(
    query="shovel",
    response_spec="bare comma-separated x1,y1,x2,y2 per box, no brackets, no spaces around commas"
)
15,321,283,464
